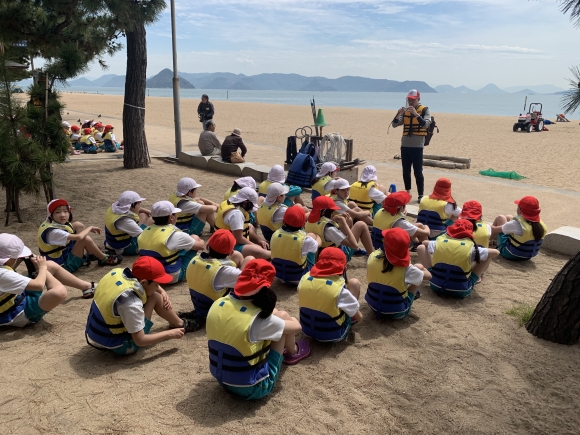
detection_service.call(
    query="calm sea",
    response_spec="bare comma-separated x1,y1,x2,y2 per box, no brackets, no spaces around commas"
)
58,86,575,118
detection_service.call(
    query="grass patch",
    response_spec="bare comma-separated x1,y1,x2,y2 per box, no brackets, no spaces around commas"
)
506,304,535,327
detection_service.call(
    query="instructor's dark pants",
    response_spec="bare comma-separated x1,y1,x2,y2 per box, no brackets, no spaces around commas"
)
401,146,424,196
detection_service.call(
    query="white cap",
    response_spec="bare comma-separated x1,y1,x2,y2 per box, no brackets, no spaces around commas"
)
61,121,70,128
324,178,350,191
118,191,146,206
151,200,181,217
360,165,378,182
231,128,242,136
234,176,256,189
316,162,338,178
83,119,90,124
267,165,286,183
229,187,259,212
176,177,202,196
0,234,32,265
264,183,290,206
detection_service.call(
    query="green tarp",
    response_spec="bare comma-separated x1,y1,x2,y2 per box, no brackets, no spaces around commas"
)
479,169,526,180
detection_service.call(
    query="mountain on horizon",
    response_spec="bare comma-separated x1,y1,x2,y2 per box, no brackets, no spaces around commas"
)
477,83,506,94
434,84,476,94
146,68,195,89
503,84,565,94
513,89,537,95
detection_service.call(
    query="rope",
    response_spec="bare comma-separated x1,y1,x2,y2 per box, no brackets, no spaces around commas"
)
318,133,345,164
124,103,145,110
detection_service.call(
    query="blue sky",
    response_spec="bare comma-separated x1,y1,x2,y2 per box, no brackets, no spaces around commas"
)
87,0,580,89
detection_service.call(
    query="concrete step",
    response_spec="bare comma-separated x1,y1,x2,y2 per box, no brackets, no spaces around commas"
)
543,226,580,257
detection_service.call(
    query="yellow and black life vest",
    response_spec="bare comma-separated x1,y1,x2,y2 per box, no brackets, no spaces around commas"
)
431,235,474,292
215,200,250,239
371,210,407,249
257,180,272,197
305,217,340,248
271,228,308,282
105,207,139,250
365,249,411,316
169,193,199,231
206,295,271,386
137,225,182,273
224,187,235,201
0,266,28,326
349,181,376,211
37,221,76,264
506,216,547,259
257,203,283,234
311,175,332,200
403,104,427,136
418,196,448,231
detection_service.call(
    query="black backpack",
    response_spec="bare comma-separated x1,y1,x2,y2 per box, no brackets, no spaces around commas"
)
424,112,439,146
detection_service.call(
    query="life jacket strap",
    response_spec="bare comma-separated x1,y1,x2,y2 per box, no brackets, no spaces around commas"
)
208,344,271,362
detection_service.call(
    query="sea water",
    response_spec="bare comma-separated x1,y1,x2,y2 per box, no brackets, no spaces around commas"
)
58,86,575,118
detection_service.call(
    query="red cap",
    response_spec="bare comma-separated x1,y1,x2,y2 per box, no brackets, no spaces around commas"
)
446,219,475,242
208,229,236,255
407,89,420,100
104,124,114,133
132,256,173,284
310,247,346,277
94,122,103,128
48,199,70,215
233,259,276,297
383,191,411,215
308,196,340,223
460,200,483,221
71,125,80,131
514,196,541,222
283,206,306,227
429,178,455,204
382,228,410,267
83,128,92,135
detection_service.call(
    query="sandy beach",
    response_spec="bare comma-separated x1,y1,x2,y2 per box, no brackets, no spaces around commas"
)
1,93,579,434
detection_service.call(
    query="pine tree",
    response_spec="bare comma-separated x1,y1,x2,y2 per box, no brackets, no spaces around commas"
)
559,1,580,114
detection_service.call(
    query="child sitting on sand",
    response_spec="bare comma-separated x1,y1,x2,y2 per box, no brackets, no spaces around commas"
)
349,165,387,217
69,125,82,151
372,191,430,249
297,247,362,342
105,191,154,255
311,161,338,201
257,182,289,242
258,165,305,207
85,257,197,355
490,196,547,261
366,228,431,319
327,177,373,225
80,127,99,154
459,200,491,248
102,125,123,152
169,178,218,236
38,199,123,273
206,259,310,400
417,178,462,238
224,176,257,201
271,206,321,285
417,219,499,298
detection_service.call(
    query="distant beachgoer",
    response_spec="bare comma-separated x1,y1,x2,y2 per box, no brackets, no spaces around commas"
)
198,120,221,156
197,94,214,129
391,89,432,202
221,128,247,163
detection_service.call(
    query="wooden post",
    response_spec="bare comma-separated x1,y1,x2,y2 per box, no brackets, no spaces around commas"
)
423,154,471,164
345,139,354,162
423,159,457,169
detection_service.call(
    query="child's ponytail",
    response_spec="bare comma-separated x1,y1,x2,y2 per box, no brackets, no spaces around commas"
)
252,287,277,319
529,221,545,242
381,252,394,273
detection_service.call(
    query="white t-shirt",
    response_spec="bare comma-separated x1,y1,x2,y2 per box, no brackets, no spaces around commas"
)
115,290,146,334
45,228,71,246
70,133,80,141
369,187,387,204
302,236,318,257
404,265,425,286
94,132,103,142
87,136,97,145
324,225,347,246
166,230,195,252
177,198,203,215
223,208,245,231
427,241,489,262
271,205,288,224
445,203,462,218
213,263,242,290
0,267,32,327
502,220,524,236
115,217,143,238
393,218,418,236
333,198,350,214
336,287,360,317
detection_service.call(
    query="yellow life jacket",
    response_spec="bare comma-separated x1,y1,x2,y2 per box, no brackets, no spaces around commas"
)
186,254,236,317
91,130,102,141
206,295,271,386
305,217,340,248
418,196,448,231
37,221,75,264
257,180,272,197
224,187,235,201
506,216,547,259
0,266,27,325
403,104,427,136
349,181,376,211
169,193,199,231
215,201,250,239
312,175,332,199
104,207,139,250
257,203,283,233
271,228,309,282
80,134,93,145
365,250,411,316
85,268,147,349
473,221,490,248
298,273,348,342
431,234,474,292
102,131,113,142
137,225,181,273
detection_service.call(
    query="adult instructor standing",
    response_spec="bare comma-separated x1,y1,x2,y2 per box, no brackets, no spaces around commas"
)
197,94,215,129
391,90,431,202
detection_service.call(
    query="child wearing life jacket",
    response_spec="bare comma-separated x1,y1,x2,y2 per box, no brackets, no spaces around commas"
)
258,164,305,207
169,177,218,236
417,178,461,238
70,125,82,152
38,199,123,273
325,178,372,226
257,182,289,242
372,191,430,249
215,187,271,259
63,121,81,155
85,257,197,355
181,230,253,327
297,247,362,342
366,228,431,319
271,206,321,285
102,124,123,152
491,196,547,261
138,201,205,283
417,219,499,298
1,234,97,327
104,191,154,256
80,127,99,154
305,196,374,261
224,176,257,201
459,201,491,248
349,165,387,217
311,161,338,201
206,259,310,400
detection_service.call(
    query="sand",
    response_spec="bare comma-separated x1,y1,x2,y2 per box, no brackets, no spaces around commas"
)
1,94,579,434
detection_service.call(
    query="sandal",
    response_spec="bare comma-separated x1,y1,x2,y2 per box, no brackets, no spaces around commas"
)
98,254,123,266
82,282,96,299
177,310,197,320
283,339,311,365
171,317,204,333
414,290,421,300
353,249,368,257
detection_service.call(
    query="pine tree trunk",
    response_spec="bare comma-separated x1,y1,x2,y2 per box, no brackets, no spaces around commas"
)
526,250,580,344
122,23,150,169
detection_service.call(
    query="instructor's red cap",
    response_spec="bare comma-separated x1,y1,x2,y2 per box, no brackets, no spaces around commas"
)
132,256,173,284
283,206,306,228
383,191,411,215
459,200,483,221
310,247,346,277
208,229,236,255
308,196,340,223
514,196,541,222
382,228,411,267
429,178,455,204
234,259,276,297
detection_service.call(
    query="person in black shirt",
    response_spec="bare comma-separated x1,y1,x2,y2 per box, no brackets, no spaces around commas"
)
197,94,215,128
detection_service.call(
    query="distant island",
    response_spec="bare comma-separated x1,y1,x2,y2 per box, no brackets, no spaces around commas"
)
146,68,195,89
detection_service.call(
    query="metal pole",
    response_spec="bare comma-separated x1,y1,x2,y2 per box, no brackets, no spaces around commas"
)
170,0,182,157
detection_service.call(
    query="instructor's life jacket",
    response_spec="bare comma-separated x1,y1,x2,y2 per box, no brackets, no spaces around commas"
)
349,181,376,211
137,225,182,273
417,197,447,232
372,210,407,250
169,193,199,232
105,207,139,250
0,266,27,326
206,295,271,387
37,222,76,265
403,105,428,137
215,201,250,240
271,228,309,283
365,250,410,317
505,216,547,259
430,235,474,293
186,253,236,317
85,268,147,349
305,217,340,248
